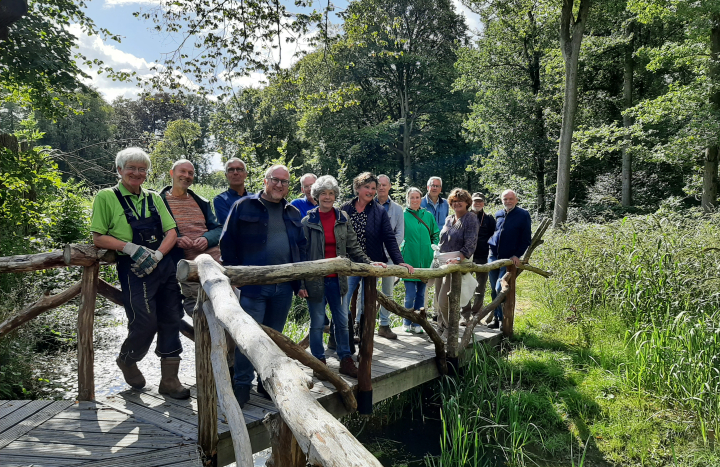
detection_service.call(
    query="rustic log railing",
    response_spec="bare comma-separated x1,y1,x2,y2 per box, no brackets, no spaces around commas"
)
0,218,551,466
180,217,551,465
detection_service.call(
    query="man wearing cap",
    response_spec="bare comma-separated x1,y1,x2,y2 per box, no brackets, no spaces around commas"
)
461,192,496,325
487,189,531,329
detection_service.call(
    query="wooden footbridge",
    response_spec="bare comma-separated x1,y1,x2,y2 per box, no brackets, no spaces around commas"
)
0,220,550,467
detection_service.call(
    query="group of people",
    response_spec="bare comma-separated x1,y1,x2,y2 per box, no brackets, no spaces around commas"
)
90,147,531,409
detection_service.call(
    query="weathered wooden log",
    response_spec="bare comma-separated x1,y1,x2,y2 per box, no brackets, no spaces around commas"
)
375,292,447,375
297,333,310,349
203,300,253,467
194,289,218,464
0,282,82,339
177,256,551,285
357,278,377,415
77,263,99,401
446,272,462,364
521,218,551,264
264,415,308,467
97,279,123,306
261,324,357,413
194,254,382,467
0,245,115,274
459,273,510,350
503,265,517,338
63,244,117,267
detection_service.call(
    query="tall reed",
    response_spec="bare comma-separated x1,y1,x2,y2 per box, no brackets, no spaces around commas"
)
536,212,720,441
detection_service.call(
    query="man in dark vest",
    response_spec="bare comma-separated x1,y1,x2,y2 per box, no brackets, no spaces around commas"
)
461,192,496,325
90,148,189,399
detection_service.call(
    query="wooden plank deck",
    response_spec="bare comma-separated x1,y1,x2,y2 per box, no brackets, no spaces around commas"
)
0,326,501,467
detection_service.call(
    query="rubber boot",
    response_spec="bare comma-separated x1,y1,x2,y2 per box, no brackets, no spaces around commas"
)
116,357,146,389
158,357,190,400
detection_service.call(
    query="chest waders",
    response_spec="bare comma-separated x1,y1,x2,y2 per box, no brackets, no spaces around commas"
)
113,188,183,365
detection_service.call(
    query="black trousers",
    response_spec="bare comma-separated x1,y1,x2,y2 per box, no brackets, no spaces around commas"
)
117,256,183,364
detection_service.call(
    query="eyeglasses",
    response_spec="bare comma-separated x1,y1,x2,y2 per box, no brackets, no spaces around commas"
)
125,166,148,174
227,167,246,173
266,177,290,187
429,184,441,189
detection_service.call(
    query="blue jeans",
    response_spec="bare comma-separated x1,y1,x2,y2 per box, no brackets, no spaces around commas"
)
307,277,351,360
345,276,392,326
233,282,293,388
403,280,427,326
488,254,506,321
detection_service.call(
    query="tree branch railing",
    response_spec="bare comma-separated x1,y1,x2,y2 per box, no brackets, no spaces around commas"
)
0,217,552,466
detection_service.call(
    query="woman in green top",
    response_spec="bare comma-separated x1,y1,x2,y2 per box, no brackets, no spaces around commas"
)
401,187,440,333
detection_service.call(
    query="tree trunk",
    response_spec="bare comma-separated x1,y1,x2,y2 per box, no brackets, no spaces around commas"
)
530,46,547,213
553,0,592,227
703,14,720,212
622,22,635,207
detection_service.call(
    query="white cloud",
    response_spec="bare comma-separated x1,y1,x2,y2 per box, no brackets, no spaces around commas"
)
452,0,482,35
69,24,156,100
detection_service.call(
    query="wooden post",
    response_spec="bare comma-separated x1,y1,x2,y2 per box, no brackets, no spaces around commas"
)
357,278,377,415
503,265,517,338
264,415,308,467
194,291,218,465
446,272,462,372
77,263,99,401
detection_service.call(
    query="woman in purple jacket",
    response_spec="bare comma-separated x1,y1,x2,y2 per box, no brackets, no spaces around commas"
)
433,188,479,337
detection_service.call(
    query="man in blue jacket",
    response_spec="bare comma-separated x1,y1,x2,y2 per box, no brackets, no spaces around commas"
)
213,158,252,225
220,164,308,408
487,189,531,329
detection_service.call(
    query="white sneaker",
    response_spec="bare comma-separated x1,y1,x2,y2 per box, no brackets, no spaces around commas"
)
412,325,424,334
404,325,413,333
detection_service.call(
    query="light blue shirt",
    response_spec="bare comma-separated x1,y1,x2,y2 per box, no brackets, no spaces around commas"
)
421,194,449,228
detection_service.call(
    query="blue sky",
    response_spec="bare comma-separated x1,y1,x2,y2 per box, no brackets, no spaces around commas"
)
74,0,481,102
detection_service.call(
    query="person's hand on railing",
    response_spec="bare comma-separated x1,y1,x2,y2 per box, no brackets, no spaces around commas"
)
398,262,415,274
510,255,521,267
370,262,387,268
297,289,308,298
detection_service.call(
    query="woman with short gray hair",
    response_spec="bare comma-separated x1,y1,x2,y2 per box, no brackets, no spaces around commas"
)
300,175,382,378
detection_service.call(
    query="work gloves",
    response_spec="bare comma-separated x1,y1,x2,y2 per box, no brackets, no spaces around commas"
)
122,242,164,277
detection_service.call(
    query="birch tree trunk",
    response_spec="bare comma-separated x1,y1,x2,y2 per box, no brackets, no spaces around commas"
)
553,0,592,227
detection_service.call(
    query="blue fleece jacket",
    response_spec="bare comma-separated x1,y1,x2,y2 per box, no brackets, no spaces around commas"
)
488,206,532,259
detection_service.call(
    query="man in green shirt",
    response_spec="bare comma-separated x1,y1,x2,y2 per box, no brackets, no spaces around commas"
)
90,147,189,400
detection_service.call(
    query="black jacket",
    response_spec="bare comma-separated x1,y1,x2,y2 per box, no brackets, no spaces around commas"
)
340,198,404,264
219,193,307,297
472,210,496,264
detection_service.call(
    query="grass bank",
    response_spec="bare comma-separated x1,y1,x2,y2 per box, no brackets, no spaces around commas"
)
433,211,720,467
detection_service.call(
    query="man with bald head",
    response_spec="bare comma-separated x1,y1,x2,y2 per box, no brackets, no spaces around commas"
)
486,189,531,329
160,159,223,315
220,164,307,408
